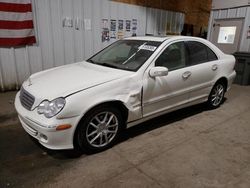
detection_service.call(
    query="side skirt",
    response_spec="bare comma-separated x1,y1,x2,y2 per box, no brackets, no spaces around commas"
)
126,96,208,129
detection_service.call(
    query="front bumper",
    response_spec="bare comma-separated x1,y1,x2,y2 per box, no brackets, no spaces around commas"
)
15,91,79,150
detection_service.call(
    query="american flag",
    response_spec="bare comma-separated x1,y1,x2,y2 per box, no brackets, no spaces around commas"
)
0,0,36,47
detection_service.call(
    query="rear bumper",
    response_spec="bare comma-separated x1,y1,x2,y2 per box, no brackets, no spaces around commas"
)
227,71,236,91
15,92,79,150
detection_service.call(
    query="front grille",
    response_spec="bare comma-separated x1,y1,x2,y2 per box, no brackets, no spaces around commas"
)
20,87,35,110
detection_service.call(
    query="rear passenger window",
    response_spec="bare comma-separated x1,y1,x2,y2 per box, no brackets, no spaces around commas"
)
207,46,218,61
187,41,207,65
187,41,218,66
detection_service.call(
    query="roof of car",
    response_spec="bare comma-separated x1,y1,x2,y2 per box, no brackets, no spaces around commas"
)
124,35,200,42
125,35,225,58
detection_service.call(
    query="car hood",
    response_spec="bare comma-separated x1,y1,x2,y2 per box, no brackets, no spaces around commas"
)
22,61,133,101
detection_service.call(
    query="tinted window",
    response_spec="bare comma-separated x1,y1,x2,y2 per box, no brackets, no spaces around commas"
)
187,41,207,65
207,46,218,61
155,42,187,71
187,41,218,65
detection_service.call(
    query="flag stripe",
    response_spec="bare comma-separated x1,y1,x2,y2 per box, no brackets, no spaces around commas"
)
0,36,36,46
0,29,34,38
0,1,36,46
0,0,31,4
0,2,32,13
0,20,34,29
0,11,32,21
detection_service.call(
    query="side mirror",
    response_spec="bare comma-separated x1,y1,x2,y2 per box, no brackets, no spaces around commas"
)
149,66,168,78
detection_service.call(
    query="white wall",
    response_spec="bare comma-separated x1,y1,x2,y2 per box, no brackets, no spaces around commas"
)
0,0,184,91
212,0,250,10
146,8,184,36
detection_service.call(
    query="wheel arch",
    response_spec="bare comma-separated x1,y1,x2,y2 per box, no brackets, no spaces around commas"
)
215,77,228,91
73,100,129,148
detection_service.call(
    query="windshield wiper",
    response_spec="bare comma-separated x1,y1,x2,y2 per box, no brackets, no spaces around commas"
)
87,60,117,68
88,61,129,70
87,59,96,64
99,63,119,69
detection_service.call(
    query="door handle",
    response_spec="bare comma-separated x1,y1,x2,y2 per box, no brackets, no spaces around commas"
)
182,71,192,79
212,64,218,71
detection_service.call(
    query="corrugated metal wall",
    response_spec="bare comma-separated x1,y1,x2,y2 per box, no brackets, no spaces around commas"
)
146,8,185,36
0,0,184,91
207,6,250,52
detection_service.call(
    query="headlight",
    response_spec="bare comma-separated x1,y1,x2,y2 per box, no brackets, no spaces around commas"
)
37,98,66,118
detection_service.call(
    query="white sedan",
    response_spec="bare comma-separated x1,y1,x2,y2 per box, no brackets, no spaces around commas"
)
15,36,236,153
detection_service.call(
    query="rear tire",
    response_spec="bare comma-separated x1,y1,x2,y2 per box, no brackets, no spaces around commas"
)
207,82,226,109
74,105,124,154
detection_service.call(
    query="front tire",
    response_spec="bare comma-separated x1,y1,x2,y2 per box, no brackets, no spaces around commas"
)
75,105,124,153
207,82,226,109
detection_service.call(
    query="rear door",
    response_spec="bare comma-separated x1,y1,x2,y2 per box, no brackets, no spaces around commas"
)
185,41,219,102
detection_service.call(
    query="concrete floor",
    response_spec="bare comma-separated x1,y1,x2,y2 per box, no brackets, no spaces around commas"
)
0,84,250,188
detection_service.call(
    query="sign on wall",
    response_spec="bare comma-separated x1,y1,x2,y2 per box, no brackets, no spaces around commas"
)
110,19,117,39
118,20,124,39
132,19,137,36
125,20,131,32
101,19,110,42
101,19,138,42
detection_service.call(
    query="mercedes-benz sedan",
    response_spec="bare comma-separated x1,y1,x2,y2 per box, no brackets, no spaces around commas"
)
15,36,236,153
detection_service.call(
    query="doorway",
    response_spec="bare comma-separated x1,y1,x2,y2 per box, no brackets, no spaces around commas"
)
211,19,243,54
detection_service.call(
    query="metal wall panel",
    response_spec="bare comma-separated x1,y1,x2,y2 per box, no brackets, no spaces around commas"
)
227,8,237,18
236,7,247,18
0,0,183,91
145,8,157,35
212,0,249,10
239,7,250,52
207,6,250,53
146,8,184,36
218,9,228,19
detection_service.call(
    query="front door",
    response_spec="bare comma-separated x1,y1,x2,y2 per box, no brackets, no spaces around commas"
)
142,41,192,117
211,19,243,54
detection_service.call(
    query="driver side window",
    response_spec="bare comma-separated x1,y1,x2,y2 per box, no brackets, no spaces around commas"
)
155,42,187,71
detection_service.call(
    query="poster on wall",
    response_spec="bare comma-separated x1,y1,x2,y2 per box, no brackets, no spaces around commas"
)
132,19,137,36
118,20,124,39
101,19,110,42
110,19,117,39
84,19,91,30
126,20,131,32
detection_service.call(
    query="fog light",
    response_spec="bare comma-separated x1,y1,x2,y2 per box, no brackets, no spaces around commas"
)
40,133,48,142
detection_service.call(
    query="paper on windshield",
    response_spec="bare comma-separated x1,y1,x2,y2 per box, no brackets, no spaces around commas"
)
139,45,157,51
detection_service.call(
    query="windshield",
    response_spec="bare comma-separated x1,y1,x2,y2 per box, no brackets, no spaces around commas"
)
87,40,161,71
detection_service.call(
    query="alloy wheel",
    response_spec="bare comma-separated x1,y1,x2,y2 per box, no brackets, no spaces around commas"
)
210,84,224,107
86,112,119,148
